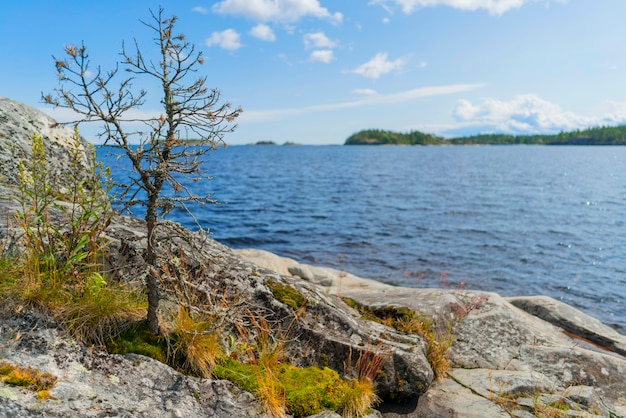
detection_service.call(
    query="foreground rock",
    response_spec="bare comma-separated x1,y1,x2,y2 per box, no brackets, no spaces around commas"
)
237,249,626,417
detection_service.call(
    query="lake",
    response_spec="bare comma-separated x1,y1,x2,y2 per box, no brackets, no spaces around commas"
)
98,145,626,330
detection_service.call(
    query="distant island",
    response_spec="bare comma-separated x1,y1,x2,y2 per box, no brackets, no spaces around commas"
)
252,141,301,146
344,125,626,145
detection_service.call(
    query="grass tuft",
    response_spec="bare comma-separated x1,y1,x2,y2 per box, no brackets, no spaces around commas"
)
168,306,222,378
344,299,453,381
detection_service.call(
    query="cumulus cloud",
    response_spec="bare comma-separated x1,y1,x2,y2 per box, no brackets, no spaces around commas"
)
449,94,625,134
250,24,276,41
370,0,564,15
303,32,336,49
205,29,243,50
349,53,406,79
212,0,343,23
309,50,334,63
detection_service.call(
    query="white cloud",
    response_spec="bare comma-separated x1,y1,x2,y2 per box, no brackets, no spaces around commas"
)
418,61,428,68
353,88,378,96
449,94,623,134
213,0,343,23
250,24,276,41
370,0,564,15
240,83,485,122
192,6,209,14
349,53,406,79
303,32,336,49
205,29,243,50
309,50,334,63
382,17,391,23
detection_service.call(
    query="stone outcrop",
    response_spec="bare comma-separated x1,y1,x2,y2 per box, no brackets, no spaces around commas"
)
1,97,626,417
0,96,90,189
237,250,626,417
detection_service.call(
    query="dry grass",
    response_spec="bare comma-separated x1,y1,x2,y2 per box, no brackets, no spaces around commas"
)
167,306,222,378
57,281,146,345
393,314,453,380
342,342,387,417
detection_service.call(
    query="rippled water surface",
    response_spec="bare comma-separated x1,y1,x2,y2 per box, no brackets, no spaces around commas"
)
98,145,626,329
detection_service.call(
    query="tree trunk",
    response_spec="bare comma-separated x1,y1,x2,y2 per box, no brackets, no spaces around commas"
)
145,201,160,335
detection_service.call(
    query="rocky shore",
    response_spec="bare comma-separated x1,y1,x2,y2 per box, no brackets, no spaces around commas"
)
0,96,625,417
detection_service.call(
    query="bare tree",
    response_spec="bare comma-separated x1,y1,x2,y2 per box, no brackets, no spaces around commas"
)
44,7,242,334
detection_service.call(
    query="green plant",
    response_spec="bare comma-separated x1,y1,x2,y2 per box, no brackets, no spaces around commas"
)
4,130,146,345
16,129,113,286
106,321,169,363
395,314,453,380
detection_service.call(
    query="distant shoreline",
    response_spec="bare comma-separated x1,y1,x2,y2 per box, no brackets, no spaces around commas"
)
344,125,626,146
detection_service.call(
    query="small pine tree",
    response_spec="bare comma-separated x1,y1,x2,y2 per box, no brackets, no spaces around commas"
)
44,7,242,334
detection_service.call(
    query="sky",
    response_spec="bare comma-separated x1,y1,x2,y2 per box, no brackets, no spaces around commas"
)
3,0,626,145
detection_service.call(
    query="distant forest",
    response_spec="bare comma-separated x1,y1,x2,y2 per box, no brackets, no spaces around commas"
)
344,125,626,145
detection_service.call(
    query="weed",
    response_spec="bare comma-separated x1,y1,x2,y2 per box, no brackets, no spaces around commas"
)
3,130,146,345
58,282,146,345
396,314,453,380
342,343,386,417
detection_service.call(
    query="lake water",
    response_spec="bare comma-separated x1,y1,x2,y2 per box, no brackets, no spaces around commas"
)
98,145,626,330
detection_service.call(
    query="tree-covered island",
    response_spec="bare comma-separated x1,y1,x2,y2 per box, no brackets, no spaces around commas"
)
345,125,626,145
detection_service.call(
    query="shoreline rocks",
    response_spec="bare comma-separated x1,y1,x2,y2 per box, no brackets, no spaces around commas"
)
237,249,626,417
1,97,626,417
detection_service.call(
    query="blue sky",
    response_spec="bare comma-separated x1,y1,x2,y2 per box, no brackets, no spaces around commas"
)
3,0,626,144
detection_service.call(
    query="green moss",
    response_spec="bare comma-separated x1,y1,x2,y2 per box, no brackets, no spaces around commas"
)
106,321,169,364
278,364,345,417
213,358,259,393
266,279,306,310
214,358,370,418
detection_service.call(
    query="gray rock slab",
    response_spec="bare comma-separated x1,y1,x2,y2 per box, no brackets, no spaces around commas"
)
414,378,510,418
0,318,263,418
508,295,626,356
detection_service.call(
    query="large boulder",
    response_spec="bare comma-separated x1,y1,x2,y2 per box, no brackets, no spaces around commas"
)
0,96,90,189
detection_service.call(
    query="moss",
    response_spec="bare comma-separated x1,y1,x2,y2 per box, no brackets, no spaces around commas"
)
37,390,53,401
266,279,307,310
0,361,57,393
106,321,169,364
214,358,375,417
278,364,345,417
